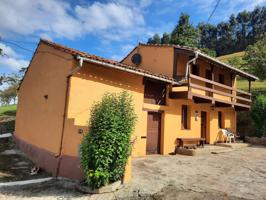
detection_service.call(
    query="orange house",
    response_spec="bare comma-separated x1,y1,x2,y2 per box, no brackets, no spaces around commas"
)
14,40,258,181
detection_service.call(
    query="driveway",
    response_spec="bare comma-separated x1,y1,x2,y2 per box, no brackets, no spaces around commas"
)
0,146,266,199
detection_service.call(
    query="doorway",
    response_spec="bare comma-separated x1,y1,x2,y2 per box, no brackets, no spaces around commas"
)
146,112,161,154
201,111,207,141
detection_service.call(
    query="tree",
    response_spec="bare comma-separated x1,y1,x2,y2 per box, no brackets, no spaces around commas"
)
0,71,24,105
147,34,161,44
170,13,199,47
146,6,266,56
161,32,171,44
243,35,266,80
200,48,216,57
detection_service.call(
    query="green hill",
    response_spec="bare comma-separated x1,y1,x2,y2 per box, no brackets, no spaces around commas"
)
217,51,245,63
217,52,265,92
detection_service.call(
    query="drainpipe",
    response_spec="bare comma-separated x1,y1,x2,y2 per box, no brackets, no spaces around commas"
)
55,55,84,177
185,52,198,79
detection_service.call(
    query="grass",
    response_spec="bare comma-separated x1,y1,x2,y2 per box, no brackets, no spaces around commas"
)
0,104,17,117
217,51,245,63
237,79,266,91
217,51,266,92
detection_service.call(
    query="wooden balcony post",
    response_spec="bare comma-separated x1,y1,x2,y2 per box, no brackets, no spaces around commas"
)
211,64,214,103
248,80,251,93
188,64,192,99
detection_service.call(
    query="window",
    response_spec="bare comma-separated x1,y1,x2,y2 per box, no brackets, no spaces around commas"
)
181,105,190,129
144,79,166,105
219,74,225,84
191,64,199,76
218,111,223,128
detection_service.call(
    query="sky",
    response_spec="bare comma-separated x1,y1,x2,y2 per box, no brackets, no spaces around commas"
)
0,0,266,74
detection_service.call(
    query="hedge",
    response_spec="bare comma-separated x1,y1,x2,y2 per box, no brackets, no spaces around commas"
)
80,91,137,189
251,95,266,137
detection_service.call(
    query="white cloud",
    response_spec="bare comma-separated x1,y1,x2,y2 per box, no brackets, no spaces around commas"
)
0,43,18,58
0,57,29,71
0,43,29,71
0,0,146,41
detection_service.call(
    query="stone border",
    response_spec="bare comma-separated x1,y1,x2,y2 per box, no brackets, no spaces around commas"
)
76,181,122,194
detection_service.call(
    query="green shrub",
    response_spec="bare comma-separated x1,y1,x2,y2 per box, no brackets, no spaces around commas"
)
251,95,266,137
80,91,137,189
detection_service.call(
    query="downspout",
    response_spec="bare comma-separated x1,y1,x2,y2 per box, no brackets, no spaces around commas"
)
55,55,84,177
185,52,198,79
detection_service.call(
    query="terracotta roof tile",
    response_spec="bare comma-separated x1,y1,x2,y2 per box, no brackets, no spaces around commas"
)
40,39,178,83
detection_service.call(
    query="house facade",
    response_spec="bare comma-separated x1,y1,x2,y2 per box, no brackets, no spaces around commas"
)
14,40,258,181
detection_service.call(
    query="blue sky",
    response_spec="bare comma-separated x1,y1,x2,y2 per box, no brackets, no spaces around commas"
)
0,0,266,74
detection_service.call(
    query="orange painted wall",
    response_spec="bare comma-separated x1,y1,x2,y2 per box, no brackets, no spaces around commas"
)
61,61,148,158
15,43,74,154
144,96,236,155
122,45,174,78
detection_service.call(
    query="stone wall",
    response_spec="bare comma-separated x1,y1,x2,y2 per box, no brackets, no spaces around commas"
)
245,136,266,145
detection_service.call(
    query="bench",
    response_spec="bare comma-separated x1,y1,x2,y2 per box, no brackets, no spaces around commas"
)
176,138,206,149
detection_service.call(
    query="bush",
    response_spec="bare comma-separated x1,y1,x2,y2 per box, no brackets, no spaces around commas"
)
80,91,137,189
251,95,266,137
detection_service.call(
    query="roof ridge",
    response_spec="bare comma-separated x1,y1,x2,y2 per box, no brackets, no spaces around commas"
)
138,42,200,51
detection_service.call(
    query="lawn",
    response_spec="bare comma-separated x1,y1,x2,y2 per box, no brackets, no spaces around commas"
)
217,52,266,92
217,51,245,63
0,105,17,134
0,105,17,117
237,79,266,91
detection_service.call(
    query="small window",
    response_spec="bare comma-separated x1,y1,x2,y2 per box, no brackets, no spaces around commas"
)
181,105,190,129
191,64,199,76
219,74,225,84
218,111,223,128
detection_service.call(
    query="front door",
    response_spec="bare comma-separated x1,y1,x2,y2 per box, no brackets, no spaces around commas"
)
146,112,161,154
201,111,207,140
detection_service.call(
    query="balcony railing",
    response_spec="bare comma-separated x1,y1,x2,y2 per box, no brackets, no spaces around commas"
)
171,74,252,109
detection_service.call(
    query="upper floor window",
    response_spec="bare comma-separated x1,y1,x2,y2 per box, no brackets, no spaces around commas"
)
144,79,166,105
191,64,199,76
219,74,225,84
181,105,190,129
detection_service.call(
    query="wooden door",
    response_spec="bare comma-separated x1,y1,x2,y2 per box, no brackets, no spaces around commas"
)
146,112,161,154
201,111,207,140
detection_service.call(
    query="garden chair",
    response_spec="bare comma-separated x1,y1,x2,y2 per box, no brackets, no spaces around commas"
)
221,129,235,143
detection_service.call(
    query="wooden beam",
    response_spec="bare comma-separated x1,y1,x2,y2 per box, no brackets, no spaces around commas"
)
190,74,251,96
190,83,251,103
248,80,251,93
211,64,214,97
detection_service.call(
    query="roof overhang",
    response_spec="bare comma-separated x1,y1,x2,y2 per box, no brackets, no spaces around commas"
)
174,47,259,81
75,56,181,85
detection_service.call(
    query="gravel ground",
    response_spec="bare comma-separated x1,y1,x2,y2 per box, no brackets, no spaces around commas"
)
0,146,266,199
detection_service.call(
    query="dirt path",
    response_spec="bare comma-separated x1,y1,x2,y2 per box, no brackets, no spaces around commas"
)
0,146,266,199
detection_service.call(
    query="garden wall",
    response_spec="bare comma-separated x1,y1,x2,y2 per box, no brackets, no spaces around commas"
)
245,136,266,145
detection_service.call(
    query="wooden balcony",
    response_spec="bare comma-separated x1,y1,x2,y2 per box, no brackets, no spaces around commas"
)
170,74,252,110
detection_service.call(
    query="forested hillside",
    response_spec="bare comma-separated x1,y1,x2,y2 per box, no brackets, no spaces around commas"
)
148,6,266,57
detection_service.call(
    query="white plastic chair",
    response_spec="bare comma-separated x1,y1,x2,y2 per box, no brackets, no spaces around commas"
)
221,129,235,143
